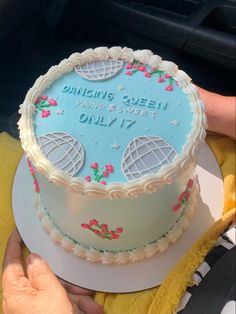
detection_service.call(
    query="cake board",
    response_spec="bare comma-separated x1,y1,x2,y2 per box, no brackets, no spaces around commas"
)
12,143,223,293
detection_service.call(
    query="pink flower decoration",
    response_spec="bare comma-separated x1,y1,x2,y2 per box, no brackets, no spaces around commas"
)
116,227,123,234
35,97,40,105
81,223,90,229
89,219,99,226
151,67,157,72
132,63,138,69
144,72,151,78
48,98,57,106
41,95,48,100
84,175,91,182
179,192,186,202
94,230,101,235
103,171,109,177
125,63,132,69
158,77,165,83
164,74,171,79
105,164,114,173
100,180,107,185
41,109,51,118
187,179,193,189
90,162,98,169
111,234,119,239
172,203,181,212
126,71,133,76
138,65,146,72
165,85,173,91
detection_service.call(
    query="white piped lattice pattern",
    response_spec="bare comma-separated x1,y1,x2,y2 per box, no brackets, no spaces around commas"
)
37,132,84,177
74,59,123,81
122,136,177,180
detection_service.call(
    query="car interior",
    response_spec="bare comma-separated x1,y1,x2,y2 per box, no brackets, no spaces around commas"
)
0,0,235,138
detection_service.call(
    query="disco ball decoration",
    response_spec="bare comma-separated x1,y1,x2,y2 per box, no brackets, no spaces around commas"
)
122,136,177,180
74,59,123,81
37,132,85,177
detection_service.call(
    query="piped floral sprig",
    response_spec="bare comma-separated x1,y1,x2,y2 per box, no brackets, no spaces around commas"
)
164,74,174,91
85,162,114,185
125,59,174,91
81,219,123,240
172,178,194,212
34,95,58,118
27,158,40,193
125,59,147,76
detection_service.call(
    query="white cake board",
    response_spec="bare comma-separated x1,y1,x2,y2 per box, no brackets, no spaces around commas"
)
12,143,223,293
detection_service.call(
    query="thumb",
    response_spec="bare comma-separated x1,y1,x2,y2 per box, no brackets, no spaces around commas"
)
26,253,62,291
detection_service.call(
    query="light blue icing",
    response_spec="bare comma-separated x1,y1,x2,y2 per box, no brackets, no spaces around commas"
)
34,62,193,183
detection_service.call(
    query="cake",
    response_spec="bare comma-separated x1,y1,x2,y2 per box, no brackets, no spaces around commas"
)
18,47,206,264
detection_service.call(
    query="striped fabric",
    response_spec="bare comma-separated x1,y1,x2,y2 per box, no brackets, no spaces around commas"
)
177,225,236,313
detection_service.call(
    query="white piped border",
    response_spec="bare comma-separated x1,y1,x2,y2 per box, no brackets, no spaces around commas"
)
34,180,198,264
18,47,207,199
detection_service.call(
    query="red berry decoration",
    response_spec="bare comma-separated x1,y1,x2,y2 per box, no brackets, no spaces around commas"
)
48,98,57,106
145,72,151,78
90,162,98,169
84,175,91,182
81,219,124,240
165,85,173,91
172,178,194,212
85,163,114,184
126,71,133,76
172,203,181,212
138,65,146,72
89,219,99,226
105,164,114,173
124,60,175,91
125,63,132,69
34,94,58,118
81,223,90,229
116,227,123,234
158,77,165,83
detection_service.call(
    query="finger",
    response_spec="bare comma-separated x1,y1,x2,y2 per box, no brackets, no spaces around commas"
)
59,278,95,297
2,229,31,291
26,253,63,292
68,294,103,314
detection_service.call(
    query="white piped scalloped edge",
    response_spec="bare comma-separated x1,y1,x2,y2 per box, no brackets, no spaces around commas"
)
33,179,198,264
18,47,207,200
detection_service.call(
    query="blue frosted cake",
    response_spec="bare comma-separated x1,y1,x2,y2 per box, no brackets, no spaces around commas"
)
19,47,206,264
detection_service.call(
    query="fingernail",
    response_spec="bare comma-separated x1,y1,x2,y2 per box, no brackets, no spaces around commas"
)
28,253,43,266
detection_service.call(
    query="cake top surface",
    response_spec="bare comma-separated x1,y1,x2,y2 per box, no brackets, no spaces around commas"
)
19,47,206,199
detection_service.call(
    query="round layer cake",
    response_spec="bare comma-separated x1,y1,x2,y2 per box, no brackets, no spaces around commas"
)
18,47,206,264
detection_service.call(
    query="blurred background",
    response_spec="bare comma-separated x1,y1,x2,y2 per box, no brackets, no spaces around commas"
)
0,0,235,138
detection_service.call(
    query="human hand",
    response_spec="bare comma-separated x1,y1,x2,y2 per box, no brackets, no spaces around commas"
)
2,229,103,314
58,278,100,312
197,86,236,138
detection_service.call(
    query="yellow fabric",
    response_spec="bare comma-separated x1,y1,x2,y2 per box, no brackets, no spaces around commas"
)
96,136,236,314
0,132,235,314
